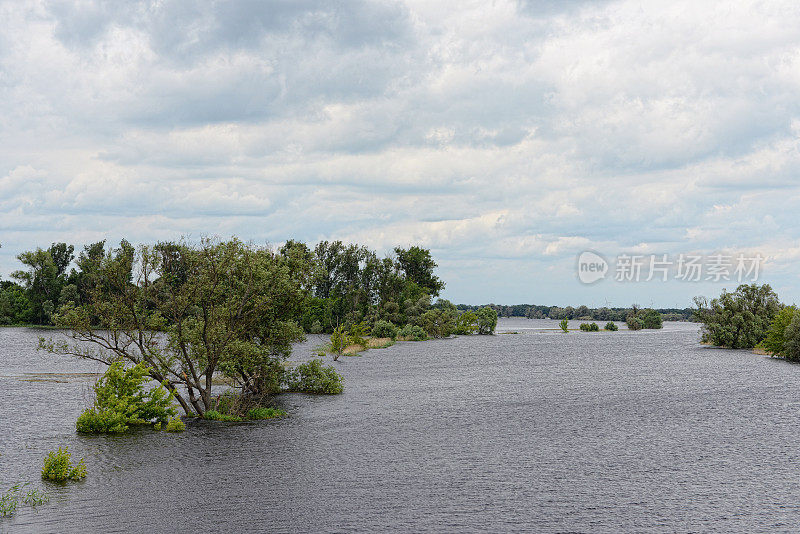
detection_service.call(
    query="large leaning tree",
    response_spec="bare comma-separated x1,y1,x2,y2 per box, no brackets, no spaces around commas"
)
40,238,305,416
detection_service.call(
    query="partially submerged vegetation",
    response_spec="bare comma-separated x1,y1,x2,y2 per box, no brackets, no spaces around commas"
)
76,362,175,434
694,284,781,349
41,448,86,482
0,484,49,518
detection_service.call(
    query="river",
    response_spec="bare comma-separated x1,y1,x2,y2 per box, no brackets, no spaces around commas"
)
2,319,799,533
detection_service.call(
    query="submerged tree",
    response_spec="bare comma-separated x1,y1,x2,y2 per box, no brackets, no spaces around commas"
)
693,283,781,349
41,238,305,416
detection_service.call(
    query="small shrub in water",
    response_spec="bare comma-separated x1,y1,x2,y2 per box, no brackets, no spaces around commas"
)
203,410,242,422
604,322,619,331
285,359,344,394
42,447,86,482
76,361,175,434
399,324,428,341
164,418,186,432
559,318,569,333
579,322,599,332
371,320,398,340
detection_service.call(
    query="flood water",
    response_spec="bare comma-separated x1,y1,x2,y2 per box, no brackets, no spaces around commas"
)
2,319,800,533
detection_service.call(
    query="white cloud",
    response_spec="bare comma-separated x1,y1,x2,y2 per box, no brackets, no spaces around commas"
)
2,0,800,305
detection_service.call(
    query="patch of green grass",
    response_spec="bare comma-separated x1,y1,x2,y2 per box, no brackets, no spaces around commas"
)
203,410,242,422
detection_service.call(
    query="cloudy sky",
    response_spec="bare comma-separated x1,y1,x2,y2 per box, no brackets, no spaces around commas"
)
2,0,800,307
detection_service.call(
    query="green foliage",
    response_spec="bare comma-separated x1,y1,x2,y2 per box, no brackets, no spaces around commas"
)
417,308,456,338
694,284,781,349
285,359,344,394
762,306,797,358
579,322,600,332
476,307,498,335
371,320,398,339
626,316,644,330
0,283,33,325
329,324,348,360
76,361,175,434
0,486,19,517
604,322,619,331
164,418,186,432
782,312,800,362
310,320,324,334
45,238,307,416
454,310,479,335
559,318,569,333
204,410,242,422
399,324,428,341
394,246,444,297
0,483,48,518
347,322,369,347
41,447,86,482
641,309,663,329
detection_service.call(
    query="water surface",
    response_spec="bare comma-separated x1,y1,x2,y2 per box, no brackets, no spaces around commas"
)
2,320,800,533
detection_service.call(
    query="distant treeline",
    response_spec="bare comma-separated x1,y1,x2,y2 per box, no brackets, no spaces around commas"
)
455,304,695,322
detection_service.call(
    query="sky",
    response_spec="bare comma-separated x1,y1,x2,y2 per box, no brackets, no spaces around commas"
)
1,0,800,307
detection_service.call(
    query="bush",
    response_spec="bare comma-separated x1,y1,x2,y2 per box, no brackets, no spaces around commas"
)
347,322,369,347
626,316,644,330
285,359,344,394
204,410,242,422
454,311,479,335
604,322,619,331
579,322,599,332
559,318,569,333
76,361,175,434
641,309,663,329
371,320,398,339
310,320,324,334
399,324,427,341
42,447,86,482
164,418,186,432
476,307,498,335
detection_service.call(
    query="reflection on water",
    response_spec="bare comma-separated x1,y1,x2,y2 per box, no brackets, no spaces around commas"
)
2,320,800,533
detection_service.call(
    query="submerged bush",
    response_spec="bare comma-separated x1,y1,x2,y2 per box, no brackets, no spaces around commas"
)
559,318,569,333
371,320,398,339
579,322,599,332
626,316,644,331
399,324,428,341
204,410,241,422
641,309,663,329
164,418,186,432
41,447,86,482
604,322,619,331
476,307,498,335
285,359,344,394
76,361,175,434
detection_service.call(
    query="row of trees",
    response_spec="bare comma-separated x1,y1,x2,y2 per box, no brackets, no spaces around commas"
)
456,303,691,322
3,238,495,416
